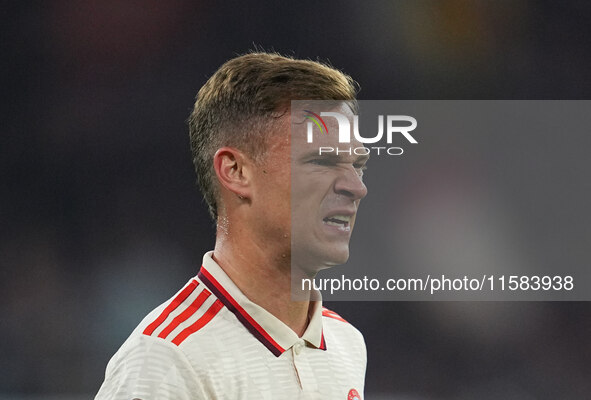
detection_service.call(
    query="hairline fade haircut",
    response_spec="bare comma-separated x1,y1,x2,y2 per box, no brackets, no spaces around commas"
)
188,51,359,220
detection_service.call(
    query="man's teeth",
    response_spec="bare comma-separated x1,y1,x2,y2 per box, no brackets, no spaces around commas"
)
324,215,351,226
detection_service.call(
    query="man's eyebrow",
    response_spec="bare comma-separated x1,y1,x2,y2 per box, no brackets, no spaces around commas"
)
299,151,334,159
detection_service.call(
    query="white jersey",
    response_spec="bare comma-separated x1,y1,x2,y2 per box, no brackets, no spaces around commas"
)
95,252,366,400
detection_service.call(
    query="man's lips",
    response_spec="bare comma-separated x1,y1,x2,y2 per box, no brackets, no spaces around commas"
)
322,210,356,230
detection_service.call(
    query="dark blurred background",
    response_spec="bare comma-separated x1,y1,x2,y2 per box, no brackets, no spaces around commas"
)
1,1,590,399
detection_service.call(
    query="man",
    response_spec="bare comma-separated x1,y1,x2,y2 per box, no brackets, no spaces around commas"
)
96,52,368,399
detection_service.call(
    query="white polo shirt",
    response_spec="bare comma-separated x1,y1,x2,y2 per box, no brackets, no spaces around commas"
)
95,252,366,400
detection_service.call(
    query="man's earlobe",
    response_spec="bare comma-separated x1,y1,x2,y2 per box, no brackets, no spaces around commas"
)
213,147,250,199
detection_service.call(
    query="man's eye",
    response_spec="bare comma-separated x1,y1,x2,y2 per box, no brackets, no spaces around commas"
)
310,159,334,166
354,164,367,176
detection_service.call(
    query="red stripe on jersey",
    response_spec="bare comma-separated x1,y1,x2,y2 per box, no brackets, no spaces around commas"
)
319,332,327,351
172,299,224,345
158,289,211,339
322,307,349,323
143,279,199,336
198,267,286,357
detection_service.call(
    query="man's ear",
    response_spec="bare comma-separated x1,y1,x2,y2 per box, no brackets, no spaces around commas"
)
213,147,252,199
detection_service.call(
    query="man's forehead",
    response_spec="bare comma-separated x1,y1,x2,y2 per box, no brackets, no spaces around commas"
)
290,104,361,147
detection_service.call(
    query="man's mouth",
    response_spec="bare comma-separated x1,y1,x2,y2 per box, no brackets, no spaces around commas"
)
322,215,351,229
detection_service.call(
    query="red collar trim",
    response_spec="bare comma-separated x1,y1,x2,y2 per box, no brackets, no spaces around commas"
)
198,267,286,357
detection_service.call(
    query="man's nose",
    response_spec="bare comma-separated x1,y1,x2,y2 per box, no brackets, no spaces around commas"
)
334,167,368,201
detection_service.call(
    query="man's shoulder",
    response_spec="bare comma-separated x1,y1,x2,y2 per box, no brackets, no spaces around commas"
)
96,276,223,400
321,306,351,324
101,277,232,379
320,306,367,371
321,306,365,343
130,276,227,348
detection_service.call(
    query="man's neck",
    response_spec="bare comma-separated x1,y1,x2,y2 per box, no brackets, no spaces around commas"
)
212,235,312,337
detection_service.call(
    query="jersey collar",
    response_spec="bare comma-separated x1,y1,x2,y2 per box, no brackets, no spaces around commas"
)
198,251,326,357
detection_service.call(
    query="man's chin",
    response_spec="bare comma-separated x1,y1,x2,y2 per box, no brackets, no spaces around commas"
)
323,250,350,267
292,249,350,274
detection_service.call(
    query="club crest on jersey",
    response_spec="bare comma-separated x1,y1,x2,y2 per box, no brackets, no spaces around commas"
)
347,388,361,400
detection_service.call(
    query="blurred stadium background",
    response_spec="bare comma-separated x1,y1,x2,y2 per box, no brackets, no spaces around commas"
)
1,1,590,399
